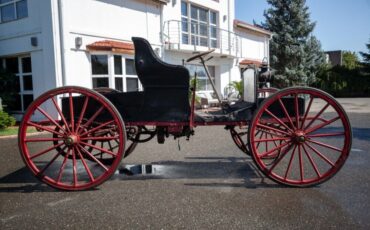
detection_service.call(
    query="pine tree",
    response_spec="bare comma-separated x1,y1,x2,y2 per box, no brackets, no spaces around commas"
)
304,36,326,85
359,39,370,74
263,0,325,87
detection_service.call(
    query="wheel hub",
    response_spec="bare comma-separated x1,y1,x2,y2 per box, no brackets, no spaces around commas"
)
64,134,79,146
293,131,306,144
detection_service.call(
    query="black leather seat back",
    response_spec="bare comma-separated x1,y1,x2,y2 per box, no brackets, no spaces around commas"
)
131,37,190,122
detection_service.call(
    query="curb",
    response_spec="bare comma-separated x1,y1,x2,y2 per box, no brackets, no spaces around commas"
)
0,131,46,139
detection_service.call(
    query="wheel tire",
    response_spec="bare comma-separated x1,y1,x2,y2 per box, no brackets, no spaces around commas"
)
18,86,126,191
248,87,352,187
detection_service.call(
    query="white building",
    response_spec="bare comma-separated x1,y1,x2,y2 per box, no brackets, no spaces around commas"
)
0,0,271,119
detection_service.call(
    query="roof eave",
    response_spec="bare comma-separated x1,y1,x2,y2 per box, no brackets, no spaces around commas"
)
151,0,169,5
234,21,273,38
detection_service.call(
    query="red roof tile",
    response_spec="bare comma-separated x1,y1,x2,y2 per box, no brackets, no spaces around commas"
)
239,59,263,67
86,40,134,54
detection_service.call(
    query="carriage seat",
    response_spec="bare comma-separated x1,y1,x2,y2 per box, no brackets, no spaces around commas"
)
126,37,191,122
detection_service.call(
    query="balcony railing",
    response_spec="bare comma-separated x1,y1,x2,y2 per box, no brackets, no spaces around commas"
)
163,20,242,57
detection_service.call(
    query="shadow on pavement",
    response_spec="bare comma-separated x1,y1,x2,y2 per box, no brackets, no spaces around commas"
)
0,156,281,192
352,127,370,141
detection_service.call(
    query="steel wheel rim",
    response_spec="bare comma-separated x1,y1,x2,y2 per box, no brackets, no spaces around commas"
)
18,86,125,190
249,87,352,186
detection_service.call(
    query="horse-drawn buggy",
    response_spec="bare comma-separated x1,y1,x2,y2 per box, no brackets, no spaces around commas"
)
18,37,352,190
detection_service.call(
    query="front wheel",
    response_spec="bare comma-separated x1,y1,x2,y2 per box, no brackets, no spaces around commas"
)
249,87,352,187
18,86,126,191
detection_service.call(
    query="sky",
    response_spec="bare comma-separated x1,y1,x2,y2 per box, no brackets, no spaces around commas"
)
235,0,370,56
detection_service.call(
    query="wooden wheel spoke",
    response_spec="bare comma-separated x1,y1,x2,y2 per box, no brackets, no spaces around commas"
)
302,144,321,177
307,139,342,152
257,123,291,136
307,132,345,138
76,96,90,133
80,135,119,141
294,93,300,129
36,106,67,133
298,145,303,182
75,147,95,182
27,121,64,137
278,98,296,130
259,141,291,158
255,128,287,139
304,142,335,167
254,137,290,143
265,109,294,133
56,148,71,183
78,144,109,171
300,96,314,129
72,147,77,186
256,130,265,149
51,97,71,133
80,141,117,157
39,146,67,175
81,106,105,131
30,142,65,159
284,145,297,179
26,137,64,142
305,116,340,134
304,103,329,130
79,120,116,137
268,143,294,173
69,92,75,133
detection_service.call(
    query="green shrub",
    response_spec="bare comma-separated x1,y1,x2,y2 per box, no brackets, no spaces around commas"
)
0,68,18,112
0,110,16,129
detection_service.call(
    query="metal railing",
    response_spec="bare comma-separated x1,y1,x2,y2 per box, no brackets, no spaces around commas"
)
163,20,242,57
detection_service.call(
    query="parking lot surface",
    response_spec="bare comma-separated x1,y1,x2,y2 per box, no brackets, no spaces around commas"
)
1,98,370,229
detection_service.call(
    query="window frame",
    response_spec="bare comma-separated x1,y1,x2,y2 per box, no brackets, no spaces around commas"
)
0,55,33,113
0,0,28,24
90,53,142,92
124,58,141,92
181,1,219,48
91,54,110,89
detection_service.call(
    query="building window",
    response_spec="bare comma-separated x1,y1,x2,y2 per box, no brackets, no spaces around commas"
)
114,55,123,91
181,1,218,48
125,59,139,92
1,55,33,112
91,54,141,92
91,54,109,88
0,0,28,23
186,64,215,91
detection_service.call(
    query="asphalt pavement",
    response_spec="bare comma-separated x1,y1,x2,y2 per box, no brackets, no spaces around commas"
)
1,98,370,229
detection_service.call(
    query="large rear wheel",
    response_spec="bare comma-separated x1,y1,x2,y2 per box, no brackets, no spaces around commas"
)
249,87,352,187
18,86,126,190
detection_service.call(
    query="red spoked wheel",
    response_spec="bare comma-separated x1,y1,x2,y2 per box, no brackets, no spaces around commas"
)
18,86,126,191
249,87,352,187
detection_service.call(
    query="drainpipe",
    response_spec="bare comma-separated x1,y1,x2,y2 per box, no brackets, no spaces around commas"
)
58,0,66,87
160,2,165,59
227,0,231,92
227,0,231,56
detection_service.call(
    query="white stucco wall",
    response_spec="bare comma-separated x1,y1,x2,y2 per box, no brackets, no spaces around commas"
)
236,29,269,62
59,0,163,88
0,0,61,98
